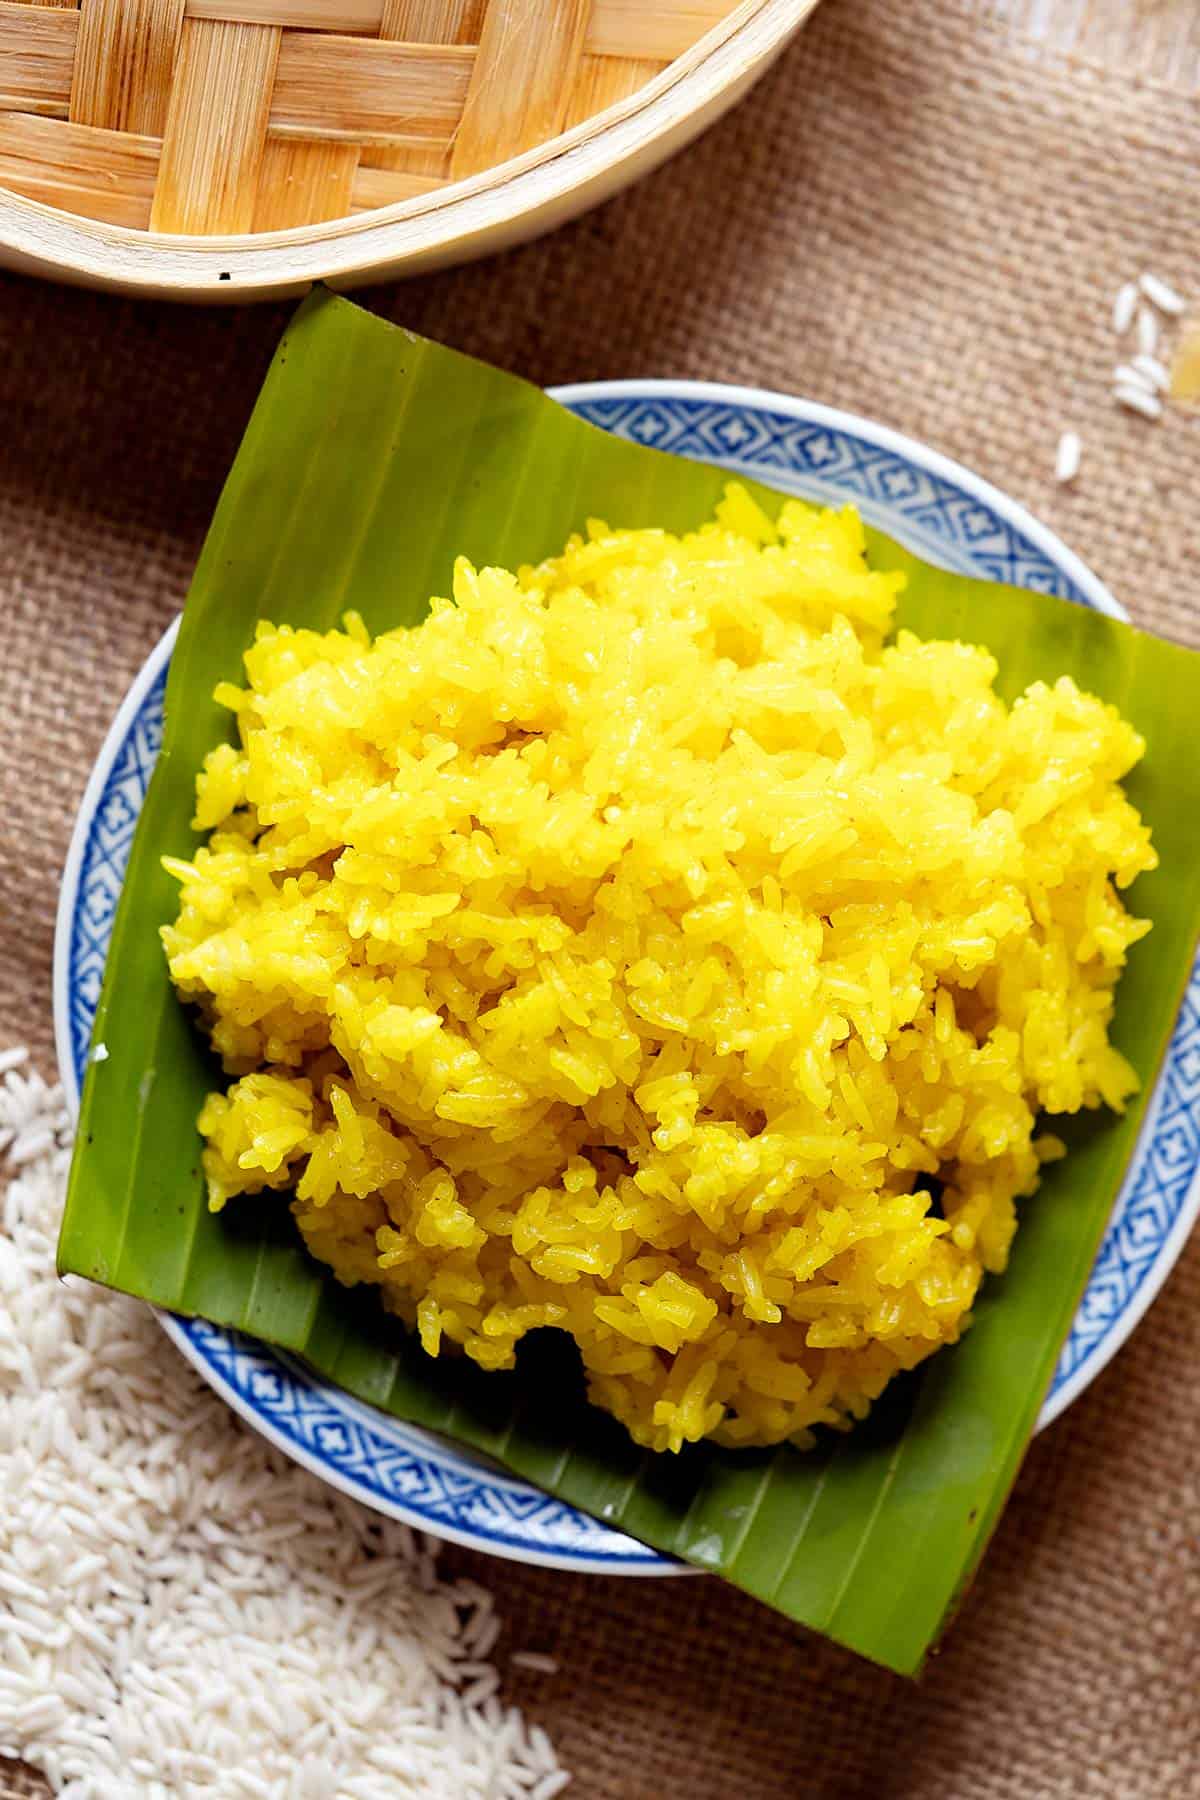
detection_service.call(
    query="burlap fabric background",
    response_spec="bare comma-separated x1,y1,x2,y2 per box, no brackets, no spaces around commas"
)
2,1,1198,1794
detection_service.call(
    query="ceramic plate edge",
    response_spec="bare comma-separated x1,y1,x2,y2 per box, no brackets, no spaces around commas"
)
52,380,1200,1566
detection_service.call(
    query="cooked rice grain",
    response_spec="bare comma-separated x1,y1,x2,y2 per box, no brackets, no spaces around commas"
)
164,487,1154,1454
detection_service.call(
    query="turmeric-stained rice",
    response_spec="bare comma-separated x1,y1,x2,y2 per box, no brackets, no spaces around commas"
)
163,487,1155,1452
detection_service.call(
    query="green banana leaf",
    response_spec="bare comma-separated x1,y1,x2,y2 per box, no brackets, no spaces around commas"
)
59,289,1200,1675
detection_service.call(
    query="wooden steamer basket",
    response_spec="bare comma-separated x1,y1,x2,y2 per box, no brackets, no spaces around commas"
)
0,0,818,300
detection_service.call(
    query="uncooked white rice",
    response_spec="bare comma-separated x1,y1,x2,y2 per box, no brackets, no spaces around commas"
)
1139,271,1185,316
509,1654,560,1677
1113,362,1156,394
1111,281,1139,335
1053,430,1081,484
1136,307,1160,358
0,1055,569,1799
1131,354,1170,393
1113,382,1163,420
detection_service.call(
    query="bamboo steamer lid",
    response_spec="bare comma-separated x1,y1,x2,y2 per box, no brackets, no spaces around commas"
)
0,0,818,299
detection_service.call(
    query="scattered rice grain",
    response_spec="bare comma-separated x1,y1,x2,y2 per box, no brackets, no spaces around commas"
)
1053,430,1081,484
1112,281,1139,335
1114,362,1156,394
1131,354,1170,393
1139,271,1186,316
512,1653,560,1676
1136,307,1160,357
1113,382,1164,420
531,1771,572,1799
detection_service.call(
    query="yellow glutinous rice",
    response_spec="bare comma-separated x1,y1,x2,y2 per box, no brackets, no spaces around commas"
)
163,487,1155,1453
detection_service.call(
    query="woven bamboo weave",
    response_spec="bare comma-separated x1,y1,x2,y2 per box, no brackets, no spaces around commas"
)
0,0,743,235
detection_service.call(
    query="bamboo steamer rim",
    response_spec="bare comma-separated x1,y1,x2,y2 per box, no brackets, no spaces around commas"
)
0,0,817,300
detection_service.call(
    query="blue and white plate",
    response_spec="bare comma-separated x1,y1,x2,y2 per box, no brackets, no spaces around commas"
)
55,381,1200,1574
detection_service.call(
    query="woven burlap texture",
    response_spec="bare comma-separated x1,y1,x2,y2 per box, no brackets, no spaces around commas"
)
1,1,1198,1796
